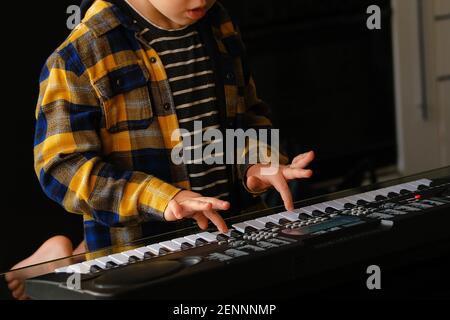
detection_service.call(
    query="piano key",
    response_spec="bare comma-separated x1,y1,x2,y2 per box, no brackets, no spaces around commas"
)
108,253,129,265
171,237,192,246
147,243,165,255
54,266,70,273
121,249,145,259
67,263,90,274
82,260,103,271
106,261,118,269
181,242,193,250
184,234,203,245
159,240,181,252
256,216,280,226
243,219,266,230
134,246,152,256
197,232,218,243
159,248,171,255
95,256,112,268
410,179,432,187
300,206,317,215
311,202,331,212
232,222,253,233
128,256,140,263
90,265,103,273
195,238,208,246
294,208,314,217
321,200,345,210
278,211,299,222
355,193,374,202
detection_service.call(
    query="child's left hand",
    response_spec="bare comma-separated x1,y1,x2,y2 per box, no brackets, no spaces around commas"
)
246,151,315,211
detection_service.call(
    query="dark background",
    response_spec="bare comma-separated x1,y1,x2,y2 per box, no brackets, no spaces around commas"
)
1,0,396,272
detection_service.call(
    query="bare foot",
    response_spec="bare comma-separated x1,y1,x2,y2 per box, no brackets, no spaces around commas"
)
5,236,85,300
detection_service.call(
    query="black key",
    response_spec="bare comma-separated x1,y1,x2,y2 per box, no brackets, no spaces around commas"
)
265,221,279,228
143,251,154,259
159,248,170,255
387,192,399,198
128,256,140,263
356,200,368,205
399,189,411,195
417,184,428,190
195,238,208,246
298,213,311,220
245,226,258,233
312,210,325,217
375,195,388,201
279,218,291,225
181,242,193,250
325,207,338,214
89,265,103,273
105,261,118,269
344,203,355,209
230,229,243,238
216,234,229,241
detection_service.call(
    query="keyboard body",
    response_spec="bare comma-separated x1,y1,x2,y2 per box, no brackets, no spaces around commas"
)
23,169,450,299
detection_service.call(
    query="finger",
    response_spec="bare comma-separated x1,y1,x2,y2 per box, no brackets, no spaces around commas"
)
164,200,183,221
282,167,313,180
180,199,212,213
192,212,209,230
7,279,20,291
12,284,25,300
271,175,294,211
246,175,271,193
197,197,230,211
203,209,228,233
291,151,315,167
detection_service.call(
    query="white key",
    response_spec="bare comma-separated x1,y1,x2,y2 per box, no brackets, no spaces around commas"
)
81,260,102,270
311,202,330,212
244,219,266,230
322,200,345,210
357,193,375,202
121,250,144,259
301,206,317,215
134,246,152,256
159,240,181,251
278,211,299,222
171,237,191,246
95,256,111,268
410,179,432,187
294,208,314,217
212,230,233,238
147,243,165,255
232,222,251,233
54,266,70,274
383,185,404,194
67,263,90,274
256,216,280,226
108,253,129,265
197,232,218,243
184,234,203,245
266,213,286,223
393,183,416,192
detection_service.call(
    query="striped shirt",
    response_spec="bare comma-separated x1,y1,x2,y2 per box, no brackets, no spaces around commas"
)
124,3,230,199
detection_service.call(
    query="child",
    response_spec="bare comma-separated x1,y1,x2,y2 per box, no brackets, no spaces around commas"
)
8,0,314,299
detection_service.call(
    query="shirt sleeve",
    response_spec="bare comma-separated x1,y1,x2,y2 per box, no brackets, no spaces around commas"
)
34,52,181,227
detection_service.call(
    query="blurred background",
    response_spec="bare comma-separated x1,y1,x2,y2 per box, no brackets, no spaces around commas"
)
1,0,449,272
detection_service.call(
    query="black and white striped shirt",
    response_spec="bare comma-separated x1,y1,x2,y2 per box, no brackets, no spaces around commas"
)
125,4,230,199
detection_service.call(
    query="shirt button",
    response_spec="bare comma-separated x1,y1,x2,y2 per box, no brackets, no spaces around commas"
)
226,73,234,80
116,79,122,87
163,103,171,111
150,57,157,64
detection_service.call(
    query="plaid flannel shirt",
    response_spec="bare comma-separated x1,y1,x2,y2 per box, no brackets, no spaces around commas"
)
34,0,278,251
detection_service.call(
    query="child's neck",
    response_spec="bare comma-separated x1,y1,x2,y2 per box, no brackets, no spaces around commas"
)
125,0,184,30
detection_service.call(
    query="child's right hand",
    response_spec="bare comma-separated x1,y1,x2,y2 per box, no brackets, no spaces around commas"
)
164,190,230,233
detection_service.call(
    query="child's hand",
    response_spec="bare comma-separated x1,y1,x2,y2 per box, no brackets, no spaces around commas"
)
246,151,315,211
164,190,230,233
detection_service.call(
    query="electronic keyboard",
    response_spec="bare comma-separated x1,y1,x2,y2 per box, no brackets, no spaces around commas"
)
24,172,450,299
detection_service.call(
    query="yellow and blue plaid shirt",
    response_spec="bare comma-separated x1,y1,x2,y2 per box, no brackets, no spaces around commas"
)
34,0,276,251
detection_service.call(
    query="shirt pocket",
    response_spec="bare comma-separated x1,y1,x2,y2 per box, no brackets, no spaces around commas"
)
93,62,153,133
